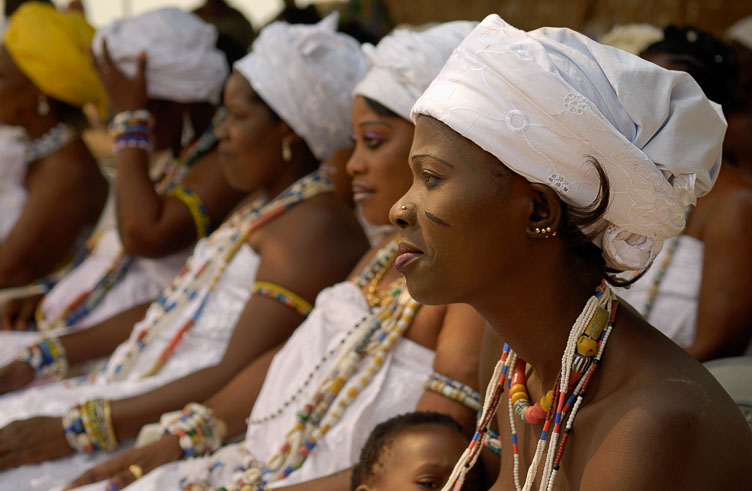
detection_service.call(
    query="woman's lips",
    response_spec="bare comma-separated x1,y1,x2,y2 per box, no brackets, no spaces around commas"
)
351,184,374,204
395,242,423,272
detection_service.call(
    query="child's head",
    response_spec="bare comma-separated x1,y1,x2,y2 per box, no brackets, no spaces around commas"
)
351,411,482,490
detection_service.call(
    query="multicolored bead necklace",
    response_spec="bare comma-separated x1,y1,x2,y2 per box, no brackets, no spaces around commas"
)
106,171,332,382
443,282,618,491
244,239,400,427
34,114,223,332
24,122,77,165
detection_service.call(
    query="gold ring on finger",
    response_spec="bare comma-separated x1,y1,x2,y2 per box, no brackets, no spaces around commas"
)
128,464,144,480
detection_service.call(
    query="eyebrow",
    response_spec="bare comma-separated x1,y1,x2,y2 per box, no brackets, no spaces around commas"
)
358,121,393,129
411,153,455,169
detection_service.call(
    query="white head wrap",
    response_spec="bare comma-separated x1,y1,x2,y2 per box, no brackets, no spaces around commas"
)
93,7,228,105
412,15,726,272
599,23,663,55
727,16,752,50
234,14,368,161
354,21,477,120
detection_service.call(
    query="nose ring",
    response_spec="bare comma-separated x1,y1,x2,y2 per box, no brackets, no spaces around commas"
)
400,205,408,210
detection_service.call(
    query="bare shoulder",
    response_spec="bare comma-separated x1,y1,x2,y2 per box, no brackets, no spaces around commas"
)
577,307,752,490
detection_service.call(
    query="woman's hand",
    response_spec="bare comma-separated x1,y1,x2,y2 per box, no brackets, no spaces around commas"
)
1,293,43,330
64,434,183,490
91,39,148,113
0,360,35,395
0,416,72,470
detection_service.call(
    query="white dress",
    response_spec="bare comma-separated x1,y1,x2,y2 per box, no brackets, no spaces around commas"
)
0,235,259,491
0,126,28,243
115,281,435,490
617,234,703,347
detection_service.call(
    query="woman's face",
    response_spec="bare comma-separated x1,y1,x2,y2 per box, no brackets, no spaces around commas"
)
0,45,38,126
216,71,288,192
347,96,415,226
390,116,531,306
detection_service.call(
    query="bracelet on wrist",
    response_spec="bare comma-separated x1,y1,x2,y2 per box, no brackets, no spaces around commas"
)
62,398,118,452
17,336,68,380
161,402,226,458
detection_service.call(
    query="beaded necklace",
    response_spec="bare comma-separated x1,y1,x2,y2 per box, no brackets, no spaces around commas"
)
24,122,77,165
443,283,618,491
35,115,223,332
247,239,400,426
107,171,332,381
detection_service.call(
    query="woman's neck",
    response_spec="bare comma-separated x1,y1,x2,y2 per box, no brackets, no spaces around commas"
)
262,156,318,199
473,245,602,391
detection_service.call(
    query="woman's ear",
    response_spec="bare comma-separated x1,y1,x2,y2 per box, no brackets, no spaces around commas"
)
525,183,562,239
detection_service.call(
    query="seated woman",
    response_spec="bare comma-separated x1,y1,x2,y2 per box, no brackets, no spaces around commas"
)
392,15,752,489
618,25,752,361
0,3,108,289
0,16,370,490
62,20,484,491
0,7,247,372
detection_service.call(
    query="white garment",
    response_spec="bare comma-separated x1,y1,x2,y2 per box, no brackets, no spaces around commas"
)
0,126,28,243
354,21,477,121
0,240,258,491
234,14,368,161
617,234,703,348
92,8,228,105
118,282,435,490
411,14,726,272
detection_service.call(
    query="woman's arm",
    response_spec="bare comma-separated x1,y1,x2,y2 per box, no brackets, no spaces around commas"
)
687,191,752,361
0,146,106,287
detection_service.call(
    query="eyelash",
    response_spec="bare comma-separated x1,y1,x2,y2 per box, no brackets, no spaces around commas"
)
416,480,439,488
422,171,442,188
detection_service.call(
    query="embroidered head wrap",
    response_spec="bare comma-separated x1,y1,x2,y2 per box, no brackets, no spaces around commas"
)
2,3,109,117
92,7,228,105
412,14,726,271
234,14,368,161
354,21,477,121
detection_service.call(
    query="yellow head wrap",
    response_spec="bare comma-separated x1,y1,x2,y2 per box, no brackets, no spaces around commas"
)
2,2,109,117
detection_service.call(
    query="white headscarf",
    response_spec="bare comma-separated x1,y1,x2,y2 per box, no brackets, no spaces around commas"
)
354,21,477,120
727,16,752,50
234,14,368,161
93,7,228,105
412,15,726,272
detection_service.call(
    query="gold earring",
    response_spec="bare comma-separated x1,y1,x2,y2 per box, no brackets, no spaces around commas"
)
37,95,50,116
281,137,292,163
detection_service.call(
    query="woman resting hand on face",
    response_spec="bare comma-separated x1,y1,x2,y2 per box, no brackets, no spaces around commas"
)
391,15,752,491
62,21,489,491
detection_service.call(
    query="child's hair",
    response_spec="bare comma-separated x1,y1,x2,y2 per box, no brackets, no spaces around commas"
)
351,411,482,490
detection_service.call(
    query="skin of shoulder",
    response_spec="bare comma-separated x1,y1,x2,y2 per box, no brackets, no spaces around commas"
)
571,305,752,490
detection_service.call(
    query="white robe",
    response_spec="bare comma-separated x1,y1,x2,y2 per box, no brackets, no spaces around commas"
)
0,235,259,491
114,281,435,490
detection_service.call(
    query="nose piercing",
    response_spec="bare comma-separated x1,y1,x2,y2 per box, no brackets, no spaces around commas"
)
400,205,408,210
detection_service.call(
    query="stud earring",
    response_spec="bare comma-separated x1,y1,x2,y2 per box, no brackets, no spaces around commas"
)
37,95,50,116
282,136,292,163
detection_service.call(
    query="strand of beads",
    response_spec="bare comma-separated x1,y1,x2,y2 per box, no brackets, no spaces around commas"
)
24,122,77,164
247,239,400,426
442,283,617,491
110,109,154,154
226,286,418,491
251,281,314,318
107,172,332,381
16,336,68,380
424,372,482,412
161,403,227,458
62,399,118,452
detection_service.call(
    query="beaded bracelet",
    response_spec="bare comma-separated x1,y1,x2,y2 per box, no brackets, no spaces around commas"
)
113,133,153,154
110,109,155,135
16,336,68,380
62,398,118,452
166,185,212,239
252,281,313,317
161,402,226,458
423,372,482,412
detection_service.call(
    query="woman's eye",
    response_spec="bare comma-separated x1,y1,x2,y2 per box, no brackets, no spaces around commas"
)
422,171,442,187
417,480,439,488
